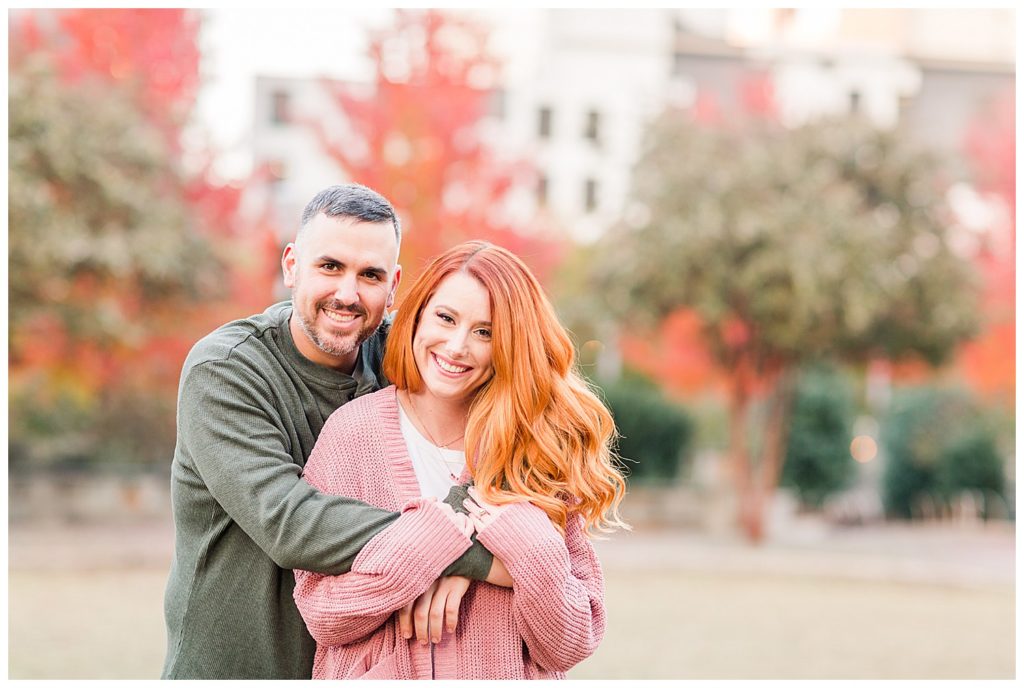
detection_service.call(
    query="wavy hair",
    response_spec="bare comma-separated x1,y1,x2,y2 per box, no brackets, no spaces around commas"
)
384,241,628,535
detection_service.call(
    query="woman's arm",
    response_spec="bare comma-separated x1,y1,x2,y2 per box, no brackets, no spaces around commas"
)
474,503,605,673
293,497,474,646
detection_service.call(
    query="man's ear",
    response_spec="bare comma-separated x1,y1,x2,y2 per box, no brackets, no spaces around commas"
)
386,264,402,309
281,243,298,288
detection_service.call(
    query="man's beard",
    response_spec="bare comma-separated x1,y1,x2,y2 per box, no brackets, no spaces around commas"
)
296,299,375,358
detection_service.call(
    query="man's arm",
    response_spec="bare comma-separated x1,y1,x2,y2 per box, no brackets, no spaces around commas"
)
178,361,491,577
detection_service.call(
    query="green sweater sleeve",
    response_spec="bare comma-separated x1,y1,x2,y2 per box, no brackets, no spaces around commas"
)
179,361,399,574
179,361,492,580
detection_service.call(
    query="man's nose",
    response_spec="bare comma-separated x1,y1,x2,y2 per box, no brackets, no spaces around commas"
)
332,274,359,305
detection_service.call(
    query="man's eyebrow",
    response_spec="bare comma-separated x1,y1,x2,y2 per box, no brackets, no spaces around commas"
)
315,256,388,275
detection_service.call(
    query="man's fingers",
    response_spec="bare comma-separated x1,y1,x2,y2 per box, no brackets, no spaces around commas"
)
444,578,471,633
413,581,437,644
398,603,413,640
428,586,449,644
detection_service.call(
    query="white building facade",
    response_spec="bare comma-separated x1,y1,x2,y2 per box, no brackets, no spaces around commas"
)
248,8,1014,244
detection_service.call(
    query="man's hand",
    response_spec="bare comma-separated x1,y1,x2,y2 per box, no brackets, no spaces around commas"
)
485,554,513,587
399,576,472,644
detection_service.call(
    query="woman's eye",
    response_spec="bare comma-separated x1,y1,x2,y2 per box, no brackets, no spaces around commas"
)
476,329,492,339
438,312,455,324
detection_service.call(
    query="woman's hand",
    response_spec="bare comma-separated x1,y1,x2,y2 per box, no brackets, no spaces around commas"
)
463,486,511,532
427,497,475,538
398,576,472,644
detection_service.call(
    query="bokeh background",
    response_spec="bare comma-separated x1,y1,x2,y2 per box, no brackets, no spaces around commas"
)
7,8,1016,679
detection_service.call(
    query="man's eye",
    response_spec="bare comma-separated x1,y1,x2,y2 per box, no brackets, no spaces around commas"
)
322,263,338,271
363,272,381,281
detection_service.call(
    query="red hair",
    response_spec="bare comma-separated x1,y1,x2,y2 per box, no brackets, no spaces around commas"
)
383,241,627,534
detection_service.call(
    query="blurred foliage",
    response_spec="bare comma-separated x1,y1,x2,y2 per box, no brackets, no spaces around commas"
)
9,9,279,472
596,372,695,484
881,386,1008,520
584,110,982,540
316,9,563,287
592,113,980,366
780,364,856,509
9,55,216,347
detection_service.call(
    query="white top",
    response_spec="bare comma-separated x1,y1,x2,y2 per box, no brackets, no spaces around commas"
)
397,403,468,500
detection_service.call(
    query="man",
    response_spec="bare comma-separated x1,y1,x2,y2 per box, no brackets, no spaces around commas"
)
162,184,496,679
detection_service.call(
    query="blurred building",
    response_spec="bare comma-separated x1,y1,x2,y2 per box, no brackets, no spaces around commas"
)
250,8,1013,243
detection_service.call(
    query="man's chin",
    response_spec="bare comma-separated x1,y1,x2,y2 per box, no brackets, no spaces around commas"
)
313,329,371,358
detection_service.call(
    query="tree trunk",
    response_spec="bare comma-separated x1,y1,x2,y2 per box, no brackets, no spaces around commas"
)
727,353,760,543
730,362,797,545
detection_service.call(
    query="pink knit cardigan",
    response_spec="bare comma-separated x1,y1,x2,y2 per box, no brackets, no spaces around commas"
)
293,386,606,680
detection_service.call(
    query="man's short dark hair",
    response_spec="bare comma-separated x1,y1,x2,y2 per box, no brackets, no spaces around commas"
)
299,183,401,246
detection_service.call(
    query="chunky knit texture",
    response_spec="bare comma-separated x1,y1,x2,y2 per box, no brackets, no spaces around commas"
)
294,386,607,680
162,302,493,680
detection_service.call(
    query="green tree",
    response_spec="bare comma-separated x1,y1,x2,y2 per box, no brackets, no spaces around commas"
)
882,386,1007,520
9,10,280,471
591,113,979,542
780,364,856,509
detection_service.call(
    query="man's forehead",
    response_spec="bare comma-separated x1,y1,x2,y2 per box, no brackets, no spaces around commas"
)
298,215,398,264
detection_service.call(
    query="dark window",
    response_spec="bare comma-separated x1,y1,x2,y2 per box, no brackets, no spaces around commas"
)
584,110,601,144
584,178,597,213
488,88,506,120
672,51,686,77
538,106,552,139
271,90,290,125
537,174,549,206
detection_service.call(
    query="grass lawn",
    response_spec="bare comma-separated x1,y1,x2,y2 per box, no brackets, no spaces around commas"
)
8,565,1013,679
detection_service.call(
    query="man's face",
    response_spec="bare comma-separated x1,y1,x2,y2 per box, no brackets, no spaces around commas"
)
281,213,401,372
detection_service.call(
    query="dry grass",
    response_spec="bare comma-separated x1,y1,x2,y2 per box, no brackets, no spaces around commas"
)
7,520,1015,679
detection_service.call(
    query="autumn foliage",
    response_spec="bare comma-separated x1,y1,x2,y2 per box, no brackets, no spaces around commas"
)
10,9,280,469
310,9,562,295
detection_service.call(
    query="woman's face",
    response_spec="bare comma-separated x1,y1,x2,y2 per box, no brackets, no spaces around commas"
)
413,271,494,405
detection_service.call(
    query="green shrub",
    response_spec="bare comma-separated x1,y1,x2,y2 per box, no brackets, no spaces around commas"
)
780,365,856,509
881,386,1007,519
596,373,695,483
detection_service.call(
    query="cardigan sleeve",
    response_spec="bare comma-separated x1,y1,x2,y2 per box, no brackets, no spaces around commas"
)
293,497,474,646
475,503,606,672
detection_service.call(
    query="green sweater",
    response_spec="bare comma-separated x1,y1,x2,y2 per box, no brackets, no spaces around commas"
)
161,302,492,679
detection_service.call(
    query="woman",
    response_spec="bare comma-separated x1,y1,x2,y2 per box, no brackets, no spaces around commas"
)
293,241,627,679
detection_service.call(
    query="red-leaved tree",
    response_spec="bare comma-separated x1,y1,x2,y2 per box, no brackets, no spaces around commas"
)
308,9,563,291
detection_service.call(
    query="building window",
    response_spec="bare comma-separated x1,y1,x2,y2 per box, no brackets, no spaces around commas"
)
488,88,506,120
271,90,290,125
849,90,861,114
537,174,549,206
584,109,601,144
584,178,598,213
538,106,553,139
